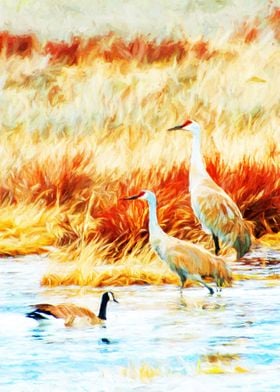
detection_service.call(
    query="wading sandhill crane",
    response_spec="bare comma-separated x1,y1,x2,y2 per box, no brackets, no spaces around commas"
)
26,291,118,327
122,190,232,295
168,120,252,259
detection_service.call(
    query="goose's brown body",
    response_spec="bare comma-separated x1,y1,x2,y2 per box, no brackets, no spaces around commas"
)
26,291,118,327
30,303,102,326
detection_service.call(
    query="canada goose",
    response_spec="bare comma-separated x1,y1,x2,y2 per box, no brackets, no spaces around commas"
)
26,291,118,327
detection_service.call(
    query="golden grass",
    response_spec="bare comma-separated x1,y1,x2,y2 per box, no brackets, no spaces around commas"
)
41,243,182,287
259,233,280,250
0,203,60,255
0,22,279,286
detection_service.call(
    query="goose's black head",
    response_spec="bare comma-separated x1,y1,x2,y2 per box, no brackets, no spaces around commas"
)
103,291,119,304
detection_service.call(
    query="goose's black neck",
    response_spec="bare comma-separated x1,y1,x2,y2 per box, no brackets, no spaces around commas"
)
98,294,109,320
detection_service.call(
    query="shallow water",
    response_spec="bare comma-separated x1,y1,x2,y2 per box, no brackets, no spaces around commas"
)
0,250,280,392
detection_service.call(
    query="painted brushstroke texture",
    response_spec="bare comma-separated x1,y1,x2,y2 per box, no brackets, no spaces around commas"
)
0,0,279,286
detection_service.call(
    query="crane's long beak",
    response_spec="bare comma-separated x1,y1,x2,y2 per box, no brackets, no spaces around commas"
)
120,192,143,200
113,297,119,303
167,125,184,131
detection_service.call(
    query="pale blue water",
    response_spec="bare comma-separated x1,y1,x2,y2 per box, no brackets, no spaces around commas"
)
0,250,280,392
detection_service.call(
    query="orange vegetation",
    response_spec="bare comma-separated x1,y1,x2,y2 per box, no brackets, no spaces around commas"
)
232,19,260,44
0,11,277,67
0,7,278,67
0,31,191,65
42,34,212,65
268,7,280,41
2,153,279,253
0,7,278,66
0,31,39,57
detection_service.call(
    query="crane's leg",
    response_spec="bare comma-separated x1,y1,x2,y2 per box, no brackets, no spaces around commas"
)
212,234,220,255
179,276,187,295
204,283,214,295
177,270,188,295
216,277,223,293
192,274,214,295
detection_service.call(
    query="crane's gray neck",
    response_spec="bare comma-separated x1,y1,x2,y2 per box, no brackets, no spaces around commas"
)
147,196,164,238
98,295,108,320
190,131,208,186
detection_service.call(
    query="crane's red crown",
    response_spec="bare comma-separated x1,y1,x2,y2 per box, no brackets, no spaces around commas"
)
134,191,146,198
181,119,193,127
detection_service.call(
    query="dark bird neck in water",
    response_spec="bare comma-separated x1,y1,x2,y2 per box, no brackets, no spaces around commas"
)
98,292,110,320
98,291,118,320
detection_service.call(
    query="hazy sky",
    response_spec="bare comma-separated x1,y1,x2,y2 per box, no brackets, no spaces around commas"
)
0,0,274,41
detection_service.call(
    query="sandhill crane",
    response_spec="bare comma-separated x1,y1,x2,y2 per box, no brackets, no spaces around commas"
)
168,119,252,259
26,291,118,327
122,190,232,294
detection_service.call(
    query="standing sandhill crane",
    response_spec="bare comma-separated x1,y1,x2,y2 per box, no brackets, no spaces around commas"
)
122,190,232,294
26,291,118,327
168,120,252,259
